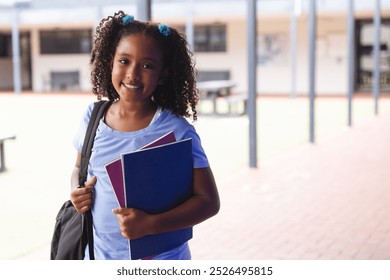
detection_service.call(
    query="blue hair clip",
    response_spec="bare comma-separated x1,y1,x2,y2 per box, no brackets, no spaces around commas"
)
158,23,171,37
121,15,134,24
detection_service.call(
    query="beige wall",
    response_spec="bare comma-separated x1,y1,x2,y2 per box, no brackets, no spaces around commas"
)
0,14,362,96
30,28,91,92
193,15,350,96
0,58,14,90
194,20,248,93
0,58,31,91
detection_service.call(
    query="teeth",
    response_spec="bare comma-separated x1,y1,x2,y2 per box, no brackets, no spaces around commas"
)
123,83,141,89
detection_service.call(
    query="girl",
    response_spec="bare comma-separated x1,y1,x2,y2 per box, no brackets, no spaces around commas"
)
70,11,220,260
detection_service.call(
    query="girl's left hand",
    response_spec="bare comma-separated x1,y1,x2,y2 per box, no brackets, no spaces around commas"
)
112,208,154,240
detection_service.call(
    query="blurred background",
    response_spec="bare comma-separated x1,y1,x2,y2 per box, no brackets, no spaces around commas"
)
0,0,390,260
1,0,390,95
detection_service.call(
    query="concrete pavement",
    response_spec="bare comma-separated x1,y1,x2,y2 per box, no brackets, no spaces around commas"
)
190,108,390,259
1,93,389,260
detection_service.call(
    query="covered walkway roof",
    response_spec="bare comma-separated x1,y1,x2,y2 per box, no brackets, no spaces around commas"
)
1,0,390,26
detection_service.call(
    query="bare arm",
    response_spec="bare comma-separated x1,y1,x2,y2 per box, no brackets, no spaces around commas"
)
70,152,97,213
71,152,82,191
113,167,220,239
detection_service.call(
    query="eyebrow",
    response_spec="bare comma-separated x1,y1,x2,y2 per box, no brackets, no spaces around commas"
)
117,52,159,63
117,52,130,57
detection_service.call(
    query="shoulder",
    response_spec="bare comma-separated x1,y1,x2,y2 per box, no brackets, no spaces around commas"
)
160,109,193,126
81,102,95,121
82,101,105,124
158,109,195,134
157,109,205,150
72,102,96,152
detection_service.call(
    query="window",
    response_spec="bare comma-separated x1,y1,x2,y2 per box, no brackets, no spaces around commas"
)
40,29,92,54
196,70,230,82
174,24,227,52
0,34,12,57
194,25,226,52
50,71,79,91
356,19,390,91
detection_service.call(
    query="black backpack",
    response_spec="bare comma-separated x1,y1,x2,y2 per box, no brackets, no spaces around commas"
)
50,100,110,260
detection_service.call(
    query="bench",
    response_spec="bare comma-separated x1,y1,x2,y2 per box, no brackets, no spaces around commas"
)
198,92,248,116
224,92,248,115
0,134,16,172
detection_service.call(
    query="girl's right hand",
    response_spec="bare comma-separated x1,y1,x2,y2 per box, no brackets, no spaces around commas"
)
70,176,97,213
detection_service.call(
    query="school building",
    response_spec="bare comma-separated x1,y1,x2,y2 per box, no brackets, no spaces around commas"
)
0,0,390,96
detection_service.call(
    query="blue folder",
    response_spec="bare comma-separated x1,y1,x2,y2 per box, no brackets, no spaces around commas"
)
121,138,193,260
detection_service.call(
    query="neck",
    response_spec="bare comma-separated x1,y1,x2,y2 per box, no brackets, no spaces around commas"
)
115,99,157,119
105,99,158,132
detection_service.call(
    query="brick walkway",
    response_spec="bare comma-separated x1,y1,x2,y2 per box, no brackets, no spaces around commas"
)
190,111,390,260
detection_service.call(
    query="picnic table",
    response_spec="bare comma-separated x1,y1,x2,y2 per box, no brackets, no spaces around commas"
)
197,80,237,115
197,80,247,115
0,134,16,172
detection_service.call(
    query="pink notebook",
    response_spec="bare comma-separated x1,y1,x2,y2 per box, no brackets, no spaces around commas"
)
105,131,176,207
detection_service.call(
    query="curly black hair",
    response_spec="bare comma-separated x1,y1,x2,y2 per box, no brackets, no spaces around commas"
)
90,11,199,121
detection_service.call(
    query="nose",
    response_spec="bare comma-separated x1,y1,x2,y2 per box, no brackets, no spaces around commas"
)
126,65,140,82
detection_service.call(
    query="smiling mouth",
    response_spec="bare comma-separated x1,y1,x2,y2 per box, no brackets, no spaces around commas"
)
122,83,142,90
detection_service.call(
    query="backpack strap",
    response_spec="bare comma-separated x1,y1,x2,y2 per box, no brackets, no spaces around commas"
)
79,100,110,185
79,100,111,260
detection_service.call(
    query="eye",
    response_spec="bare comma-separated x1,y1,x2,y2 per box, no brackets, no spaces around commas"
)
142,63,154,70
119,59,129,65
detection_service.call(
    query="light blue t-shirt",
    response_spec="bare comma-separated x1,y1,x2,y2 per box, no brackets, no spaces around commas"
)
73,102,209,260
